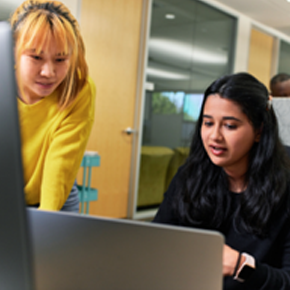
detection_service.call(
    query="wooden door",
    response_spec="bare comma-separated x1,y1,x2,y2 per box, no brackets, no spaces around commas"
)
79,0,147,218
248,28,275,90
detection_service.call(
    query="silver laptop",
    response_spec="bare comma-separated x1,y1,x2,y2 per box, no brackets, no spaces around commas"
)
28,209,224,290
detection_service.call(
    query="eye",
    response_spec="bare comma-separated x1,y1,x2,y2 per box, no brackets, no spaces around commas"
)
55,58,66,63
203,120,213,127
31,55,42,60
224,123,237,130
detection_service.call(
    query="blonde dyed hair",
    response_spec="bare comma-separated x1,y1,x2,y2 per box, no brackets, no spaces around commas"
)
10,0,88,109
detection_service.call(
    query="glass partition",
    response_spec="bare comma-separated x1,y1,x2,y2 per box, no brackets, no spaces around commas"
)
278,40,290,73
136,0,237,215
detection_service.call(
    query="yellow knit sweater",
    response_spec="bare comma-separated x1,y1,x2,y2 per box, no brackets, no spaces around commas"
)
17,77,96,210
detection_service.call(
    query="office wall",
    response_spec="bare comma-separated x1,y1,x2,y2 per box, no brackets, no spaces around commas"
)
233,15,251,72
248,28,274,90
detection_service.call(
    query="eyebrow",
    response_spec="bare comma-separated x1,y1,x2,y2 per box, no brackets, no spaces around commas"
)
203,114,242,122
26,49,42,53
25,49,68,56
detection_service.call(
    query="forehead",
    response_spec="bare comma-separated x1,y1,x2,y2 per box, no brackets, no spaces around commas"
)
271,79,290,94
22,27,70,54
279,80,290,91
25,37,69,58
32,38,63,51
203,94,244,116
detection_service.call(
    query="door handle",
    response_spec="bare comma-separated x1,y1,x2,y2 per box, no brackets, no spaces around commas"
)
123,127,136,135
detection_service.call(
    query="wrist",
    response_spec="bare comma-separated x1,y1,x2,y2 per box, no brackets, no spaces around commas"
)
232,252,243,277
234,253,256,282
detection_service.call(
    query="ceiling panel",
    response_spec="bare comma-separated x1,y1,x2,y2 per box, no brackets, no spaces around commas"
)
214,0,290,36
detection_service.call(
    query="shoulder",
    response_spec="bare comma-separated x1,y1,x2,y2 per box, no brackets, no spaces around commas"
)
284,145,290,159
276,181,290,221
285,182,290,208
165,164,186,198
78,77,96,101
68,77,96,118
153,166,184,225
86,77,96,95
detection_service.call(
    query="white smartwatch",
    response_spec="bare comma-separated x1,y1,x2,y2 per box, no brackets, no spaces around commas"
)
234,253,256,282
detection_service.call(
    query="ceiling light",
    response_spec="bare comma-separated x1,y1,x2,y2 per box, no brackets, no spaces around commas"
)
146,67,190,80
165,14,175,19
149,38,228,65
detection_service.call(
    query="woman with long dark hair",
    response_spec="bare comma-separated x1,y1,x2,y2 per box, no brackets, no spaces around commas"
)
153,72,290,289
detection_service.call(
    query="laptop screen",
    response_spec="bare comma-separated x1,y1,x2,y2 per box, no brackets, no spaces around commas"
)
0,21,35,290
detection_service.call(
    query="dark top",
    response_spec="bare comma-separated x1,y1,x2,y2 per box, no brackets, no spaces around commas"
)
153,167,290,290
285,145,290,159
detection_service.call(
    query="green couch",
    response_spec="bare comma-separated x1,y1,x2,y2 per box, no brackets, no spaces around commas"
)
165,147,190,190
137,146,174,208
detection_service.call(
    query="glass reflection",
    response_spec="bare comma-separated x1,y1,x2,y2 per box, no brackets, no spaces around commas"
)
137,0,237,215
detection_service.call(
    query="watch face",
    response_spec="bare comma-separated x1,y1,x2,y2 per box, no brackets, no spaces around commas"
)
239,265,255,280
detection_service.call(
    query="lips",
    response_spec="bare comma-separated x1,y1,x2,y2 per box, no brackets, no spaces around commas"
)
36,81,55,89
209,145,226,156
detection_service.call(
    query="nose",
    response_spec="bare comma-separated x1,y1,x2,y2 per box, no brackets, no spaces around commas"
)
210,124,223,141
40,61,55,77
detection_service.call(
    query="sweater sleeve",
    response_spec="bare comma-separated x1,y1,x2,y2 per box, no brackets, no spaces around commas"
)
39,78,96,210
245,221,290,289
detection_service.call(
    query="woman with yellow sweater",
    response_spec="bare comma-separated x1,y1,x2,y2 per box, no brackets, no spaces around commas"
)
10,0,96,211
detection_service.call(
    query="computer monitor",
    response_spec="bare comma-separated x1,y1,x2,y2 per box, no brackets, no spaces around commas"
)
0,21,35,290
0,20,223,290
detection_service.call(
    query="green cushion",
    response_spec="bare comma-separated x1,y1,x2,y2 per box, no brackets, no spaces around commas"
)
165,147,190,191
137,146,174,207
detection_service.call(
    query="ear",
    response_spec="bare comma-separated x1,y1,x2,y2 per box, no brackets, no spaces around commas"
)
254,124,263,142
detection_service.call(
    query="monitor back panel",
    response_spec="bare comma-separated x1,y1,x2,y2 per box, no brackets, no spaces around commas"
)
0,22,35,290
28,209,224,290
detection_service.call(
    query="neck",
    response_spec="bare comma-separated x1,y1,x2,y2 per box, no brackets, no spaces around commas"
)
18,94,44,105
225,170,247,193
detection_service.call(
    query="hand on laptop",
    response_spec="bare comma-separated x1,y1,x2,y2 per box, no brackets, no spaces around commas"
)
222,244,245,276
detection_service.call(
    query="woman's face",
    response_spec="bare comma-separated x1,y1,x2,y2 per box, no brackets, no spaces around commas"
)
201,94,260,176
18,36,71,104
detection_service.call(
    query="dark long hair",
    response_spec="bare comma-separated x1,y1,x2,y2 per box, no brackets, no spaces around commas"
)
174,72,290,236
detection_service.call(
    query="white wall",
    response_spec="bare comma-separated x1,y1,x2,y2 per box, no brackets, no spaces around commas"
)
0,0,81,21
60,0,81,21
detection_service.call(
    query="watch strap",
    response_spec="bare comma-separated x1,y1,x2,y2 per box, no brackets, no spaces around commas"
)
232,252,242,277
234,253,255,282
